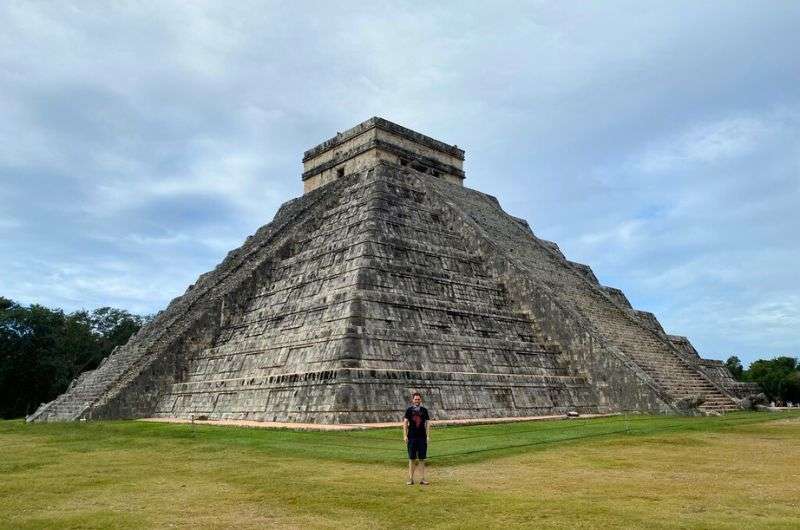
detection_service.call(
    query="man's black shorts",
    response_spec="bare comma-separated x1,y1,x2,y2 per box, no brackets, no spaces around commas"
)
407,438,427,460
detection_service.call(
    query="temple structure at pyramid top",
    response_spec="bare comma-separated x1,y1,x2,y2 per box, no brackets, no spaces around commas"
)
29,117,757,424
302,117,465,193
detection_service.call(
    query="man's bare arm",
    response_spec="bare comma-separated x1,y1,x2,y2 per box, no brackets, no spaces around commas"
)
403,418,409,442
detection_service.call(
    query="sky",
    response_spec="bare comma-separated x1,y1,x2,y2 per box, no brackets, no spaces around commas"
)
1,2,798,366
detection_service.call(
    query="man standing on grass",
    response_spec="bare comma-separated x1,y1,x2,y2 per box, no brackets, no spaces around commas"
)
403,392,430,485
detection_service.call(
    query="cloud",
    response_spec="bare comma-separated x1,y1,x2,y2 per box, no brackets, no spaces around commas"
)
634,109,800,174
637,117,770,172
578,219,647,249
1,1,798,365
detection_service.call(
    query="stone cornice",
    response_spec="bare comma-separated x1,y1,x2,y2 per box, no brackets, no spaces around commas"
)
302,138,465,181
303,117,465,162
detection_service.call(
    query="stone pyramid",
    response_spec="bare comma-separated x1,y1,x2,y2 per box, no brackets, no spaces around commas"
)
29,118,753,424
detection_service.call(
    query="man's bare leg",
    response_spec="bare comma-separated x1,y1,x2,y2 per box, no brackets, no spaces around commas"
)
407,460,416,484
419,460,428,484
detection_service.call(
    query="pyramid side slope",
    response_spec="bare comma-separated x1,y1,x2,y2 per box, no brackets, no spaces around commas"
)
425,175,739,412
27,185,338,422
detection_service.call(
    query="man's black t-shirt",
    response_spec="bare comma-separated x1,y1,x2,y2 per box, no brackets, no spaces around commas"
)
404,406,430,439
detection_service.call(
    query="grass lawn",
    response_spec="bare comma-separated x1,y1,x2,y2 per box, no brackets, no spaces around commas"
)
1,411,799,529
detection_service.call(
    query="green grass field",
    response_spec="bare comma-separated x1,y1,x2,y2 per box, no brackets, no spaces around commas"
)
2,412,799,529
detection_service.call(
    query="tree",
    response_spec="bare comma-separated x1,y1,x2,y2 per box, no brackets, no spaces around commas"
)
725,356,744,380
0,298,150,419
0,299,71,418
89,307,150,362
785,371,800,403
743,356,800,403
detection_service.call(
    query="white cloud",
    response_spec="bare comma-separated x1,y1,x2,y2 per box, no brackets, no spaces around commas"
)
0,217,22,230
664,293,800,359
736,296,800,331
636,116,773,173
578,219,646,249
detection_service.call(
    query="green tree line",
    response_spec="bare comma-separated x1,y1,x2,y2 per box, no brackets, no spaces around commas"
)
726,355,800,404
0,297,151,419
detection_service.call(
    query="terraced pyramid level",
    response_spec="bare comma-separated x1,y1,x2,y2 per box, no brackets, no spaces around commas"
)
29,118,751,424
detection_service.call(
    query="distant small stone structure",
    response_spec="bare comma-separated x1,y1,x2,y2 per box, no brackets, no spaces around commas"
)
29,117,751,424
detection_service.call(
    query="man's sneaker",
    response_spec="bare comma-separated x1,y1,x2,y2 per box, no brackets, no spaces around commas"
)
406,480,414,485
419,480,430,485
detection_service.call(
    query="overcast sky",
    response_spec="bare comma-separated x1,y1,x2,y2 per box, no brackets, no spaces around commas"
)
1,2,798,365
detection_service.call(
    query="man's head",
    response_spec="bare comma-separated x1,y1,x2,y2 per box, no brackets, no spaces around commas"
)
411,392,422,406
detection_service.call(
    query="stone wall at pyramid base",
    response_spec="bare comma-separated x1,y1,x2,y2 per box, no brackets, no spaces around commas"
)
140,369,601,424
66,367,674,424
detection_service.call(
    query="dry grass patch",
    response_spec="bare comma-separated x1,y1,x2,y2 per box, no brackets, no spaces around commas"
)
1,413,798,529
